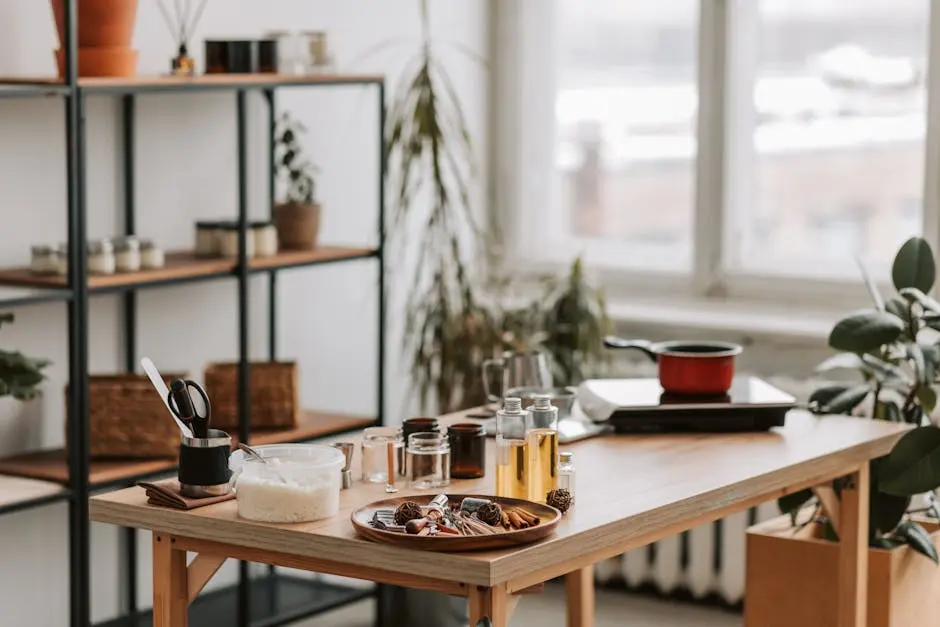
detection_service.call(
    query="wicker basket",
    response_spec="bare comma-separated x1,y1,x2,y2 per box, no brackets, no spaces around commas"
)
67,373,187,459
203,361,299,429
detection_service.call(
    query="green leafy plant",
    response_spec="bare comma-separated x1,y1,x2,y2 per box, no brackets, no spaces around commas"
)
0,313,50,401
275,112,317,204
780,236,940,562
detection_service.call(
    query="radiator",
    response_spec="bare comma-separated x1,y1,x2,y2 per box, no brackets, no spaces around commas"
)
592,370,821,606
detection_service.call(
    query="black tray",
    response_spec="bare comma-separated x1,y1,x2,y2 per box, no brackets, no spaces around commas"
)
580,376,796,433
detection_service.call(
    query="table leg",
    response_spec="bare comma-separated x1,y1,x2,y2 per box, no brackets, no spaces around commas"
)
565,566,595,627
837,463,869,627
153,534,188,627
468,584,510,627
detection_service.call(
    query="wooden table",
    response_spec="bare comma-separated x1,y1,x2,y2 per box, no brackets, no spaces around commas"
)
90,412,906,627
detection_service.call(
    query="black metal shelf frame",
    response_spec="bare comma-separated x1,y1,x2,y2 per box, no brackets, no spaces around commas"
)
0,3,386,626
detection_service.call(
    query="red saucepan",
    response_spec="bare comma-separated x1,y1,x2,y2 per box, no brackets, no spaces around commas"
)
604,336,743,395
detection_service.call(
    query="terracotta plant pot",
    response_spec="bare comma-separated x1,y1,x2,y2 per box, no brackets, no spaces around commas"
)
55,47,138,78
51,0,139,48
273,203,321,251
745,514,940,627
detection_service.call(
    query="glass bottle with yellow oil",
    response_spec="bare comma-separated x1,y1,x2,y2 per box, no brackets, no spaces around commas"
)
526,395,559,503
495,397,529,500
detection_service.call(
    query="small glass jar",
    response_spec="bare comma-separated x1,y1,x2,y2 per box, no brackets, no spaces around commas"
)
252,221,278,257
558,451,575,498
219,224,255,259
30,245,58,275
400,417,440,476
140,239,165,269
88,239,116,275
304,31,331,70
361,426,403,484
54,244,69,276
448,423,485,479
195,221,220,258
407,432,451,489
114,236,141,272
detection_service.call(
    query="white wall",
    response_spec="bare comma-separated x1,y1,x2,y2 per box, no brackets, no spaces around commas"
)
0,1,489,624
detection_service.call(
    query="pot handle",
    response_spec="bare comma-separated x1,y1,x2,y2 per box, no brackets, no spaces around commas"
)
603,336,658,361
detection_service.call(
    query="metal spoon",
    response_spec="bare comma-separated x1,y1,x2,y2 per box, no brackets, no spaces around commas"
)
237,443,288,484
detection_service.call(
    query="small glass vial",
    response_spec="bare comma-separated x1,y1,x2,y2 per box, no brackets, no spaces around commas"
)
495,397,529,500
30,245,58,275
88,239,116,275
114,236,141,272
526,395,559,503
219,224,255,259
140,239,165,269
448,422,485,479
407,432,451,489
558,452,575,498
54,244,69,276
251,221,278,257
360,426,403,484
195,221,220,257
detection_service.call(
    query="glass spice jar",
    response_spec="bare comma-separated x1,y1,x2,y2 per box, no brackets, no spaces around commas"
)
558,451,576,498
114,236,141,272
30,245,58,275
140,239,165,269
195,221,220,258
87,239,116,275
407,432,451,489
219,223,255,258
251,221,278,257
448,423,485,479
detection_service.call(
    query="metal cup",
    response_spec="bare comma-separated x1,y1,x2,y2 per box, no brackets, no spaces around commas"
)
482,350,553,404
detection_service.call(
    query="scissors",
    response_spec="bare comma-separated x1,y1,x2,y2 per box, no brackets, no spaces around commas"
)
167,379,211,439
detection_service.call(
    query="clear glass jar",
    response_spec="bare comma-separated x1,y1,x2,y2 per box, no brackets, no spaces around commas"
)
407,432,451,489
140,239,165,269
558,451,575,498
526,395,559,503
54,244,68,276
195,221,220,258
219,225,255,258
30,245,58,275
496,397,529,499
114,236,141,272
88,239,116,275
360,426,403,484
303,31,332,71
252,221,278,257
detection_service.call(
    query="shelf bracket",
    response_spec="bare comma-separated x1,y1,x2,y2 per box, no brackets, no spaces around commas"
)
187,551,227,602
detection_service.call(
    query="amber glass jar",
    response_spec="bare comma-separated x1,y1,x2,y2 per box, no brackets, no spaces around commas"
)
448,423,486,479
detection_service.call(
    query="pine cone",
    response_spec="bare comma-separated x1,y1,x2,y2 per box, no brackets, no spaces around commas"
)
477,501,503,526
546,488,572,513
394,501,423,525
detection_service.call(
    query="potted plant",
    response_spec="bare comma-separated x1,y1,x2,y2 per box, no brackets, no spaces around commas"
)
745,236,940,627
273,112,321,251
0,313,50,401
51,0,140,78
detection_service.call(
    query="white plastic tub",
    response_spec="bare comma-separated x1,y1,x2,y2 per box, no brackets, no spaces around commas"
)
229,444,344,523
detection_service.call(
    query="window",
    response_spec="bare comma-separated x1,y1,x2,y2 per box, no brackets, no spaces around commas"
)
499,0,937,301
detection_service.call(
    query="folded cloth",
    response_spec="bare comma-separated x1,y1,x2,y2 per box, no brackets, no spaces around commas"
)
137,479,234,510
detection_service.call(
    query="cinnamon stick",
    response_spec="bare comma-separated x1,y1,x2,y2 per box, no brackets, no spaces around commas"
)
511,508,540,525
507,511,527,529
501,511,511,530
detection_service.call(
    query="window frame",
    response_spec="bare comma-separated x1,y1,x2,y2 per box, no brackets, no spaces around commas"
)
492,0,940,310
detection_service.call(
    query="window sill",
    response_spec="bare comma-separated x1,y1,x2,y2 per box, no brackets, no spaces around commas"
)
607,297,837,344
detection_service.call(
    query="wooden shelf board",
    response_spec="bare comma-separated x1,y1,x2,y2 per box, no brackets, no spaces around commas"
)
0,410,374,487
0,475,67,510
0,246,376,291
0,73,382,91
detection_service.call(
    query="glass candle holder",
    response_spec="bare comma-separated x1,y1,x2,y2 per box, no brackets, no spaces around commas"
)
448,423,485,479
407,432,451,489
360,427,402,484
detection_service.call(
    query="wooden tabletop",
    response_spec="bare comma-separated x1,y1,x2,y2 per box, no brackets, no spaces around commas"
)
90,411,907,588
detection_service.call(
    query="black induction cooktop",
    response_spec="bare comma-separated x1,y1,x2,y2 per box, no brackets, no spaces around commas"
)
577,376,796,433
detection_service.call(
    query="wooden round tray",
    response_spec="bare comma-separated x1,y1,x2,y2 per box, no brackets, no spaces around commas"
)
351,494,562,552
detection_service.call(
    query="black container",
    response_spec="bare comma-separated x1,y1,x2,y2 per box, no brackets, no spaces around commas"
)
402,417,439,441
178,429,233,498
448,423,485,479
205,39,259,74
258,39,278,73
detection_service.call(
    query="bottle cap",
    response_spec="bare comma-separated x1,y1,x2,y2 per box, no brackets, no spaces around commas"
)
533,395,553,410
503,397,522,412
560,452,573,463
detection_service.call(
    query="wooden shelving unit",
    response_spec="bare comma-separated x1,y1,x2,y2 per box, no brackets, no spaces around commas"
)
0,475,68,515
0,411,374,487
0,73,383,93
0,246,376,291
